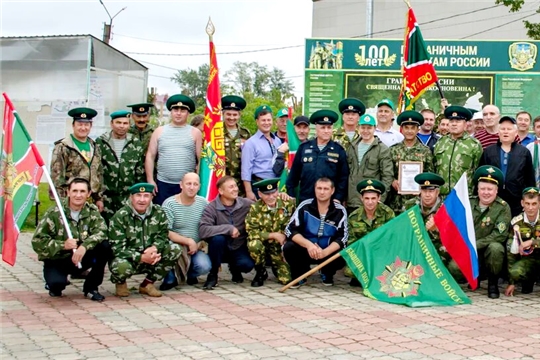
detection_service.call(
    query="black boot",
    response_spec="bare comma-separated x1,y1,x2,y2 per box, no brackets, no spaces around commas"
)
251,266,268,287
349,278,362,287
230,270,244,284
203,273,218,290
521,281,534,294
487,275,500,299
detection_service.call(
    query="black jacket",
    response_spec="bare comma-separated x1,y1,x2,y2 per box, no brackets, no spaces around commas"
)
479,141,535,217
417,133,440,152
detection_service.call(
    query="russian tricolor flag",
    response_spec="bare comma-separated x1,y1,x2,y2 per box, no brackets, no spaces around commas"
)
434,174,479,289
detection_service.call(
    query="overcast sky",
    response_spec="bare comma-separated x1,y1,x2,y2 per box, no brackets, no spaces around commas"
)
1,0,313,98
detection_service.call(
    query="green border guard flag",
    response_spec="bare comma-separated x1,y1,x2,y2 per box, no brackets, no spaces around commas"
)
341,205,470,307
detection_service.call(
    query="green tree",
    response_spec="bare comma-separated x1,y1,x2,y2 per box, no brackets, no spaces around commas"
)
170,64,210,108
496,0,540,39
225,61,295,99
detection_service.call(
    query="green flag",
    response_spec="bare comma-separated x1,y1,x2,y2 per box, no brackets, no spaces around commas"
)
341,205,470,307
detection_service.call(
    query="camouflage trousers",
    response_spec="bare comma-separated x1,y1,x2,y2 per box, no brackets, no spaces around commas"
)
109,243,182,284
508,253,540,285
448,242,505,281
247,239,291,284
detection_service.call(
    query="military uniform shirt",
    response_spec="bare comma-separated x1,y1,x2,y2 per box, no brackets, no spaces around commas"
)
347,203,395,245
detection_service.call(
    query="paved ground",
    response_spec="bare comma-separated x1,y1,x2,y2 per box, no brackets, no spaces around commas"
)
1,234,540,360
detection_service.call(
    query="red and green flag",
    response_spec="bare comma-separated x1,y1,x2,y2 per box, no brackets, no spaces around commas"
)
397,7,438,112
341,206,470,307
1,93,45,265
199,19,225,201
279,107,300,192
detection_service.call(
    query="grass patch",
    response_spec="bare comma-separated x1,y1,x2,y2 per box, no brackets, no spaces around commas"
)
22,183,55,232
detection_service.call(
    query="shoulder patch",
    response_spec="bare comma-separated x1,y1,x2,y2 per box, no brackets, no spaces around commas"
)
497,222,507,234
511,214,523,225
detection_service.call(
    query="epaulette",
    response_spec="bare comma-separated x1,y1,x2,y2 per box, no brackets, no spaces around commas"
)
496,197,507,205
511,214,523,225
54,138,65,145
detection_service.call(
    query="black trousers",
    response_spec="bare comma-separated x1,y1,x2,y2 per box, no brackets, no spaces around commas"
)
283,240,345,279
43,240,111,293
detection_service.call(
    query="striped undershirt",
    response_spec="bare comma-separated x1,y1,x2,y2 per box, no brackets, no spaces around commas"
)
157,124,196,184
162,195,209,242
110,138,126,159
474,130,499,149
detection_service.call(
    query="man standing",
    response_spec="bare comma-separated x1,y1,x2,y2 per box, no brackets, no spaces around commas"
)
275,108,289,143
293,115,310,143
347,179,394,286
160,173,211,290
516,111,535,146
109,183,182,298
474,104,502,149
389,111,434,214
374,99,404,147
32,178,109,301
470,111,484,137
199,176,255,290
417,109,440,152
333,98,366,151
241,105,282,201
480,116,534,217
286,110,349,204
127,102,155,152
145,94,202,205
346,113,393,212
222,95,251,196
96,110,145,224
505,187,540,296
284,178,348,287
434,106,483,196
448,166,511,299
245,178,295,287
50,107,104,211
437,116,450,136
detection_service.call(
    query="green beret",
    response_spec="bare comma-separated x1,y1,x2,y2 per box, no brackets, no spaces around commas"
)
397,110,424,127
358,114,376,126
522,187,540,196
377,98,395,110
253,178,280,194
357,179,385,195
221,95,246,111
68,107,97,122
276,108,289,118
166,94,196,113
127,103,154,115
414,172,445,189
338,98,366,115
444,106,472,121
254,105,273,119
110,110,131,120
310,109,339,125
473,165,503,186
129,182,155,194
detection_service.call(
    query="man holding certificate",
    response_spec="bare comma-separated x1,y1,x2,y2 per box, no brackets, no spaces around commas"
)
389,111,434,214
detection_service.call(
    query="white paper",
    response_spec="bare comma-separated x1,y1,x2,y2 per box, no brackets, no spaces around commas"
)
36,115,66,144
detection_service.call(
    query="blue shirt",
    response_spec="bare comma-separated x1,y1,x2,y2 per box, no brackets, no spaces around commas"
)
500,147,510,179
241,130,282,181
417,133,431,145
520,133,535,147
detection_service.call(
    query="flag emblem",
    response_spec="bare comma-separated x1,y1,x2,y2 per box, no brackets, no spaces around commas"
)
377,257,424,297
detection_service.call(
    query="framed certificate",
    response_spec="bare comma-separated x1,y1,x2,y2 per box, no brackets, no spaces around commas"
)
398,161,423,195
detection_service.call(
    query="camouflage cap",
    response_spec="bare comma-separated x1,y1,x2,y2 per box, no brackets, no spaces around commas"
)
253,178,280,194
166,94,196,113
129,182,155,194
338,98,366,115
68,107,98,122
127,103,154,115
356,179,385,195
473,165,504,186
110,110,131,120
414,172,445,189
221,95,246,111
397,110,424,127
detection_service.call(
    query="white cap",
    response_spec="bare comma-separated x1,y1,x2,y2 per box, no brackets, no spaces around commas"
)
472,111,483,121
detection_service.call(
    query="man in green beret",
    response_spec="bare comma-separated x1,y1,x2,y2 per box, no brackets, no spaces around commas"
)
51,107,104,211
505,187,540,296
146,94,202,205
286,110,349,203
32,178,110,301
275,108,289,143
127,102,155,153
345,113,393,213
333,98,366,152
389,111,434,214
108,183,182,297
434,105,483,196
447,165,511,299
346,179,395,286
95,110,145,224
404,172,449,265
222,95,251,197
245,178,295,287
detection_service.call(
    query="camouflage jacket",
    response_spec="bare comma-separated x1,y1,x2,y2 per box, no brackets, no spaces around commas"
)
95,131,145,197
346,136,393,207
389,139,434,212
32,200,107,261
245,198,296,243
404,197,443,243
434,133,482,195
470,196,512,250
224,126,251,181
129,124,155,153
109,203,171,263
507,212,540,264
50,135,103,201
347,203,395,245
332,127,360,153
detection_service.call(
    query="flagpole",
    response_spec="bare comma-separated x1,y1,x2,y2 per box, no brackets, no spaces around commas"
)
41,168,82,269
279,252,342,293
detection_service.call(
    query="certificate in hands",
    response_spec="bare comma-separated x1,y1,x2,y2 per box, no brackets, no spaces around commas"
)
398,161,423,195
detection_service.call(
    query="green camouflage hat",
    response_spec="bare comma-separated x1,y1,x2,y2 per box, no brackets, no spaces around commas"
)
129,182,155,194
356,179,386,194
166,94,196,113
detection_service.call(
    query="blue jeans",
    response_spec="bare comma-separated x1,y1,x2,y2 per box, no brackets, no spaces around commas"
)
187,251,212,279
153,179,181,205
207,235,255,274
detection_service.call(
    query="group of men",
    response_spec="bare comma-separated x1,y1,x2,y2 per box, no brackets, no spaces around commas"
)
33,92,539,303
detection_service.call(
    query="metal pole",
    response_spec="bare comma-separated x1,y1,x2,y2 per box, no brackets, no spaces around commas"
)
366,0,374,38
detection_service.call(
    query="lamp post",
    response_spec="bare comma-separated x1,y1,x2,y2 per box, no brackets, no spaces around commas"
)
98,0,126,44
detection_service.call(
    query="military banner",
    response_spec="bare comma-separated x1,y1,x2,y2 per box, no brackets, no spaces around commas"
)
341,205,471,307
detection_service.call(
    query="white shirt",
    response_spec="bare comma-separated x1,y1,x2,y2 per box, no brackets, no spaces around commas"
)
375,127,404,148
